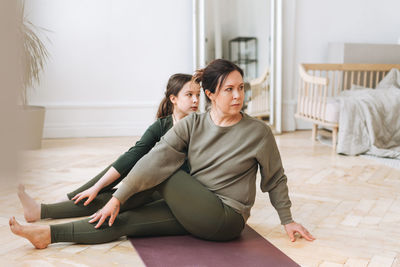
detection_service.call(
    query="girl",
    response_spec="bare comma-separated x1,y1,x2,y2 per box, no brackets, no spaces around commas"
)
17,73,200,223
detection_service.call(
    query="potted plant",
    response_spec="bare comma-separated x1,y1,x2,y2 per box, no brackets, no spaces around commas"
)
19,3,49,149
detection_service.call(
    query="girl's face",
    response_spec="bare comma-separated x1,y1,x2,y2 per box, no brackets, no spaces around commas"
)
206,70,244,116
170,81,201,116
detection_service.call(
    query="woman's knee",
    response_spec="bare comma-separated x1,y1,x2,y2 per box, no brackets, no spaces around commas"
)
195,206,245,241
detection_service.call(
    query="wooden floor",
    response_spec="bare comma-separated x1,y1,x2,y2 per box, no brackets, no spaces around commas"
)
1,130,399,267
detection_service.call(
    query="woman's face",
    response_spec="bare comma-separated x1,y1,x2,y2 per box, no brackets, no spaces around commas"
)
207,70,244,116
171,81,201,116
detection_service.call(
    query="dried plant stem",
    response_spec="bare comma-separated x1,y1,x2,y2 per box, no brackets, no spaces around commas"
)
20,3,50,105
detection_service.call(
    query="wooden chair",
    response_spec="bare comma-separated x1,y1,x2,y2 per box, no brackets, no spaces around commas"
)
248,68,270,119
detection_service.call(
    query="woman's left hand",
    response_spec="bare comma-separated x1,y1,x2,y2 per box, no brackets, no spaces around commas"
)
89,196,121,228
284,221,315,242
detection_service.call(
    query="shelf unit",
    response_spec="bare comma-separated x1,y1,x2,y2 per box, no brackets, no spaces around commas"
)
229,37,258,80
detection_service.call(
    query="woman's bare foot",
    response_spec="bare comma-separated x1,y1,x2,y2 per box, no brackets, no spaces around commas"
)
9,216,50,249
17,185,41,222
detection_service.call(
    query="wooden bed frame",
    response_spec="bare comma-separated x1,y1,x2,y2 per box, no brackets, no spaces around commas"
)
295,63,400,149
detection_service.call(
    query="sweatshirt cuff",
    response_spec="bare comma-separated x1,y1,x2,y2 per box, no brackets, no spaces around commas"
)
112,185,133,204
277,208,293,225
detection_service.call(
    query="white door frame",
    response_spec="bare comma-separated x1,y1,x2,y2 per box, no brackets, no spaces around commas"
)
270,0,283,134
192,0,207,112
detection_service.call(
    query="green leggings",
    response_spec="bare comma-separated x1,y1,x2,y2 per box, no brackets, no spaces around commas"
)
42,162,163,220
48,170,245,244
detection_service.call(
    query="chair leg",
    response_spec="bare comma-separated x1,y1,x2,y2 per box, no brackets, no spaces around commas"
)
312,124,318,141
332,127,338,150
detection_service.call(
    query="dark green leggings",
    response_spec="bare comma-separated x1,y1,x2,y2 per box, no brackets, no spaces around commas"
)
42,162,162,220
48,170,245,244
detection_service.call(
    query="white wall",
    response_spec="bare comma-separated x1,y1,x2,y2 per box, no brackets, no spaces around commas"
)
27,0,400,136
282,0,400,131
26,0,193,137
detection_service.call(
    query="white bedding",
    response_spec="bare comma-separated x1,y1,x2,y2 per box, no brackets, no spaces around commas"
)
336,69,400,158
325,97,340,123
302,97,340,123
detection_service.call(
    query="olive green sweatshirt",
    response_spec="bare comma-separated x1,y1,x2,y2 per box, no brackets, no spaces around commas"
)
114,112,293,225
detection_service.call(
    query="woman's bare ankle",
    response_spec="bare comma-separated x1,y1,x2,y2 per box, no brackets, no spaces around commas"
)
17,185,41,222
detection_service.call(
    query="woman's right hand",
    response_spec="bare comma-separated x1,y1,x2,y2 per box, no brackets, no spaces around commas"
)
71,186,100,206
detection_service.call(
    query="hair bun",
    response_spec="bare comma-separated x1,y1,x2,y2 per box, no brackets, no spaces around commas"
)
193,68,205,84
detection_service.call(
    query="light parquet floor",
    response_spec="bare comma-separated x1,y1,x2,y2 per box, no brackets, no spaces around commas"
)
0,130,399,267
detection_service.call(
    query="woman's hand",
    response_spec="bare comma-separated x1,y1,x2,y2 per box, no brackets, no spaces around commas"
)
284,222,315,242
72,186,100,206
89,196,121,228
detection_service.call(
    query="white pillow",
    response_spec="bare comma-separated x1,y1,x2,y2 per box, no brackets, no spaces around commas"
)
376,68,400,89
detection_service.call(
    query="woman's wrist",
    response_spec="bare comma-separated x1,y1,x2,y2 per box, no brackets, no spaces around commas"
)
111,196,121,204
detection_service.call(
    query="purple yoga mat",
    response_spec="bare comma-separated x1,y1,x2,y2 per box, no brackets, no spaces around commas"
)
129,225,300,267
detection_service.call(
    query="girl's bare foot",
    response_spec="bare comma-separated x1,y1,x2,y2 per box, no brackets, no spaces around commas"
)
9,216,50,249
17,185,41,222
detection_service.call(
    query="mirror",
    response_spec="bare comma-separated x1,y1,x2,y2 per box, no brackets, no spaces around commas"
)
193,0,282,133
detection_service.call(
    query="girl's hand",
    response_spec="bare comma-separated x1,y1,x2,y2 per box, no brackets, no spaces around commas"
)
71,186,100,206
89,196,120,228
284,221,315,242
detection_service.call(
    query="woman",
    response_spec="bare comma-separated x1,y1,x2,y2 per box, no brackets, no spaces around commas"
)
10,59,314,248
17,73,200,223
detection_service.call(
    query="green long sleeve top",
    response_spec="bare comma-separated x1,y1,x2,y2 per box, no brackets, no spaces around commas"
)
111,115,189,177
114,112,293,225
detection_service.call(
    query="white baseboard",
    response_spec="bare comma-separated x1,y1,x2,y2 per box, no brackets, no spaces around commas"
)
32,102,159,138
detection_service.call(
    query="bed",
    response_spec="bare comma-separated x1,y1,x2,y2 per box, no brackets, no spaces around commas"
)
295,63,400,157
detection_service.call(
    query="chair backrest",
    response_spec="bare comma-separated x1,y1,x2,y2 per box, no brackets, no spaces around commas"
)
248,68,270,116
250,67,270,87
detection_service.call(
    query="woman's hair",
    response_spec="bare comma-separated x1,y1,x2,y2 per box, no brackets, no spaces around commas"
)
156,73,193,118
193,59,243,103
